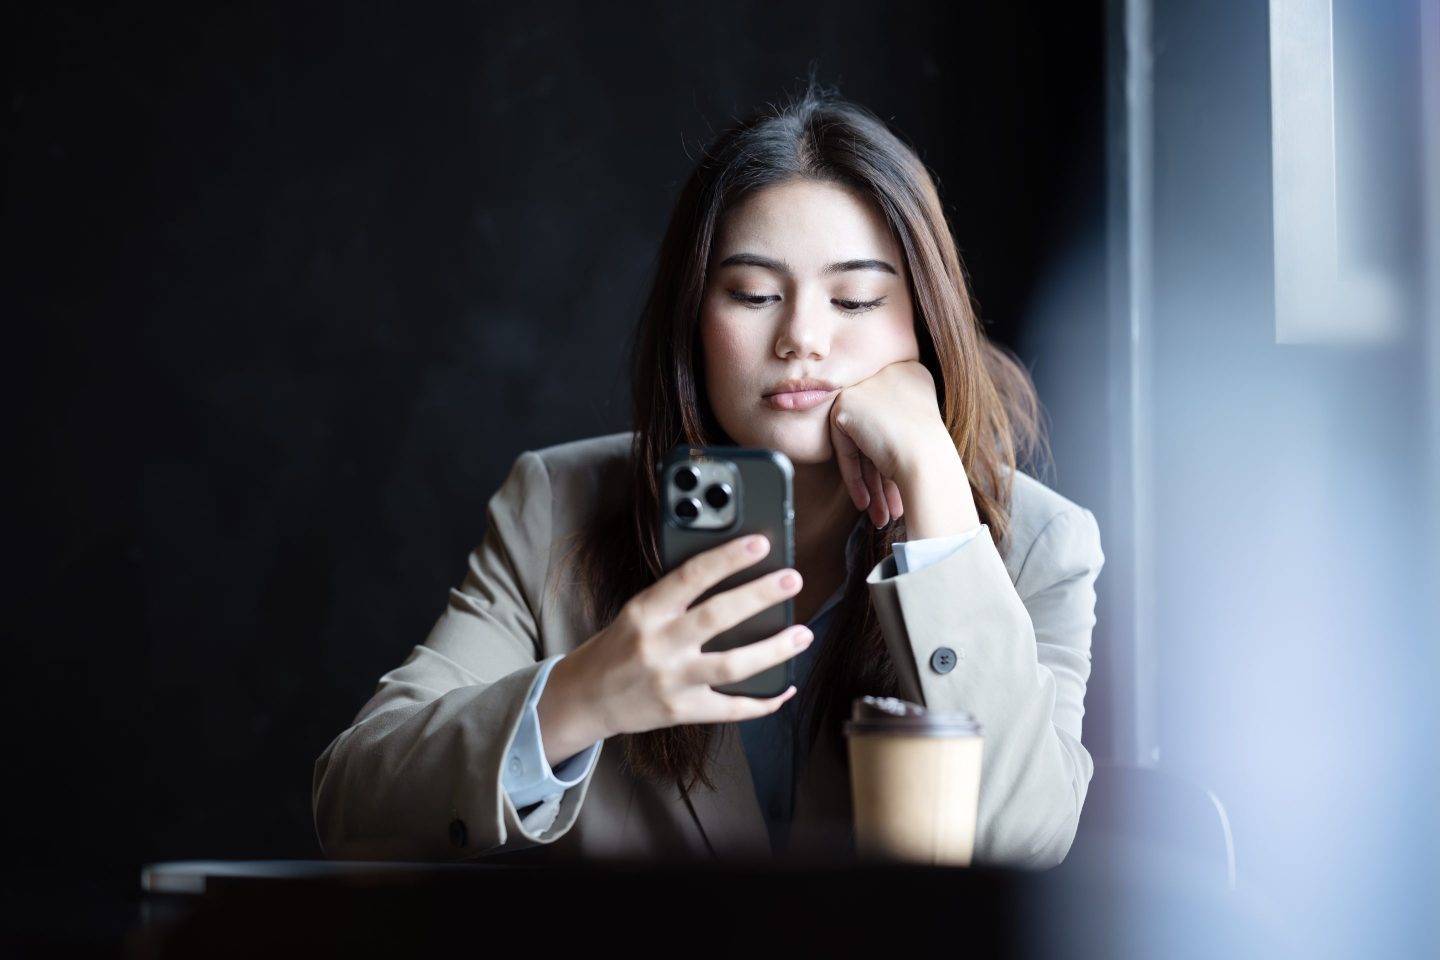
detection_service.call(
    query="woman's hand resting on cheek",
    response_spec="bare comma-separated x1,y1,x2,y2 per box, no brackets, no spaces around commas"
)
828,359,982,538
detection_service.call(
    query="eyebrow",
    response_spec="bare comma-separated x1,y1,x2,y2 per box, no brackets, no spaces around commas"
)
716,252,899,278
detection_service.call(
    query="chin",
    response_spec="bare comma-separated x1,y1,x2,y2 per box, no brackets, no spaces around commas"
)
742,419,834,464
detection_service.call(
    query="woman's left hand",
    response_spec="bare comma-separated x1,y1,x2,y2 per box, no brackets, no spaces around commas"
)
828,360,958,529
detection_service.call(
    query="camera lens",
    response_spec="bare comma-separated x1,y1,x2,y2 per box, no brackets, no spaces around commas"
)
674,466,699,492
675,498,700,521
704,482,731,510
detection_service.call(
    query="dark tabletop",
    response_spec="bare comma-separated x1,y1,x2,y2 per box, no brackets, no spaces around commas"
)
118,846,1280,960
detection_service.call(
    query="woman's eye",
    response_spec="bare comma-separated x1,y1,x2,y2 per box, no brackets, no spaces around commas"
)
835,297,886,314
728,291,887,314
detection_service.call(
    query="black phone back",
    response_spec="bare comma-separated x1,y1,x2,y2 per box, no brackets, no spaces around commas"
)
656,444,795,698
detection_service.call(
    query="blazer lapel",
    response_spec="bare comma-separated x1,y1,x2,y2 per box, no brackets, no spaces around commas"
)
677,721,772,861
784,709,858,861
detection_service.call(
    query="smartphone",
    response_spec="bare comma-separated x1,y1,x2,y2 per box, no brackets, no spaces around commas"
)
656,444,796,698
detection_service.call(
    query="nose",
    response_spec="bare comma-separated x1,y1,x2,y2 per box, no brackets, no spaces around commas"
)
773,292,832,361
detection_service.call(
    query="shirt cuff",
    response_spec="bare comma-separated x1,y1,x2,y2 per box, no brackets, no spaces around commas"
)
891,525,985,575
502,654,604,810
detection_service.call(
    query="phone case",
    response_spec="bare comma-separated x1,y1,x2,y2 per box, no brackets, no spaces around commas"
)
656,444,796,698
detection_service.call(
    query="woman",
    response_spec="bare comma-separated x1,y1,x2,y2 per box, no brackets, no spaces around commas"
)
312,76,1104,869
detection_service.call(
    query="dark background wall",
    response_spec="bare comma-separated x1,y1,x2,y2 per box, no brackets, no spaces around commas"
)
3,0,1103,943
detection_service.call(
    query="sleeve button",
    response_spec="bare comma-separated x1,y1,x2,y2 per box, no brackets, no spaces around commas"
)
930,647,958,674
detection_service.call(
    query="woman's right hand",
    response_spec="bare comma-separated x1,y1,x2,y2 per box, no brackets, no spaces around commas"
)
567,533,810,738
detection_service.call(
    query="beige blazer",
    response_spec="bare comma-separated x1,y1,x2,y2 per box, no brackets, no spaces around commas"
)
313,431,1105,868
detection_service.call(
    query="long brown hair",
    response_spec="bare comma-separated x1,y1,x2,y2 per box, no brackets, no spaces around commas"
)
553,70,1051,802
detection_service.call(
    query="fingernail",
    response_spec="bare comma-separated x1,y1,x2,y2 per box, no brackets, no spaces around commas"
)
746,535,768,554
793,627,813,648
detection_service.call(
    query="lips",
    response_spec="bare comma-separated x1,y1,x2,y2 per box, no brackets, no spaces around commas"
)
762,375,841,412
763,388,838,411
764,376,841,396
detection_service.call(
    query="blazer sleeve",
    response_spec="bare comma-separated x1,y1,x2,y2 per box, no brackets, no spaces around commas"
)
864,506,1104,869
312,449,604,861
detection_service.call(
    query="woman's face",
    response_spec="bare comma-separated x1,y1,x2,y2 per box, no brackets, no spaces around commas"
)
700,178,920,464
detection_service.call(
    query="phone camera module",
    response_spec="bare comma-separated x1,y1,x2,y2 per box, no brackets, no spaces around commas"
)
662,454,741,531
674,466,700,492
704,482,731,510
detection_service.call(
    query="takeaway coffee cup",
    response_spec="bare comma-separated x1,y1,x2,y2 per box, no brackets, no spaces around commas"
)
843,695,984,866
